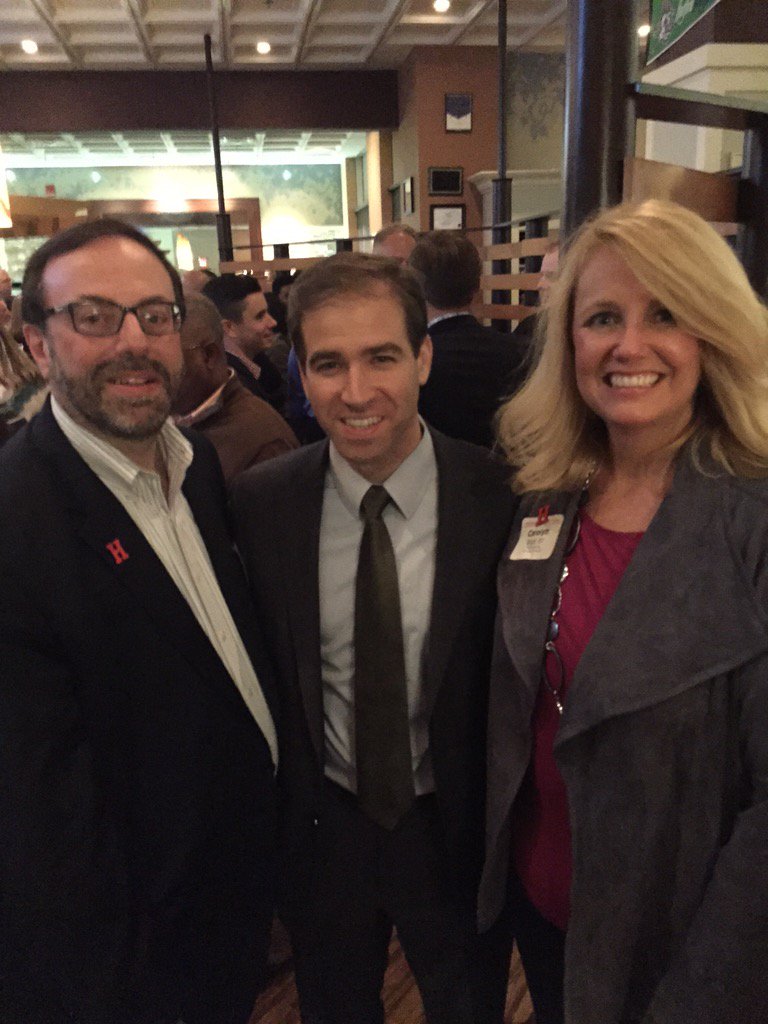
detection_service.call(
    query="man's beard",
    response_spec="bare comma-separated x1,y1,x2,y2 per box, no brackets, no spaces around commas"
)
48,351,179,441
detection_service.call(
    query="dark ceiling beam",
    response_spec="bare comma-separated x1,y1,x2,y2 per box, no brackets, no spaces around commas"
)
0,70,399,134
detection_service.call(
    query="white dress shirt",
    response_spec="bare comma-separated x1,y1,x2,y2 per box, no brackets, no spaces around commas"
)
52,397,278,767
319,425,438,795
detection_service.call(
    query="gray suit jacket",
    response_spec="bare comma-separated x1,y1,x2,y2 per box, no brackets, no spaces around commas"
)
480,449,768,1024
231,429,516,919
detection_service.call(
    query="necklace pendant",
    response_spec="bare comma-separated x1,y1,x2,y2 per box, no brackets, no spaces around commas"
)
554,697,564,715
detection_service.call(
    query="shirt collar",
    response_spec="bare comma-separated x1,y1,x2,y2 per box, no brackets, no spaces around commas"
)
175,368,234,429
225,339,262,379
51,395,193,504
427,311,470,328
328,420,436,521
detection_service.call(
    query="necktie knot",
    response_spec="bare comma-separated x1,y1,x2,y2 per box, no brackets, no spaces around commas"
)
360,485,390,522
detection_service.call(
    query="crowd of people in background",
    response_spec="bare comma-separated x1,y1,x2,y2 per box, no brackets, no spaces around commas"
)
2,202,768,1024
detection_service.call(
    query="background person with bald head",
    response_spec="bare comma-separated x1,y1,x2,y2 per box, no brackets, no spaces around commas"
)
372,222,418,265
174,292,297,481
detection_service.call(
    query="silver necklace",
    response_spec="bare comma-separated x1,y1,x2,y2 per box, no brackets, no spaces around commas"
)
541,474,593,715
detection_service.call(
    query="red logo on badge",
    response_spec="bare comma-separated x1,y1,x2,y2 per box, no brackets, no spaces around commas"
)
536,505,550,526
106,538,129,565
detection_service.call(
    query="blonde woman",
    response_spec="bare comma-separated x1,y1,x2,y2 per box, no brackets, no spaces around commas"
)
479,200,768,1024
0,297,45,423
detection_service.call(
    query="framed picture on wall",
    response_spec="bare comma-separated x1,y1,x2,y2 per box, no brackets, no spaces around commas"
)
389,183,402,222
430,204,466,231
402,177,415,215
445,93,472,133
428,167,463,196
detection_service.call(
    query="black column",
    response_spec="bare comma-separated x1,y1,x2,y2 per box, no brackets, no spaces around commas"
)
204,34,233,263
739,115,768,299
491,0,511,331
562,0,638,237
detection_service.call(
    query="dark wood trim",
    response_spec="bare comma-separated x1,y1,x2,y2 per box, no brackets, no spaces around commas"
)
632,83,768,132
0,70,399,133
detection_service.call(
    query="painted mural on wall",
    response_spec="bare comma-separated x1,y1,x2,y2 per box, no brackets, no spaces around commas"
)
507,52,565,170
7,163,344,227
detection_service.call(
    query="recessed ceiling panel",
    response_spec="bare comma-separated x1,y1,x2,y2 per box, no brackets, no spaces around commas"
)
3,0,568,70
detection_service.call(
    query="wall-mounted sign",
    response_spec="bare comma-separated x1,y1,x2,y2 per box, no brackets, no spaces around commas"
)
646,0,722,63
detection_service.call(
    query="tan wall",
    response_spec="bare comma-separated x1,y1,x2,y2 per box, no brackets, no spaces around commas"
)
392,46,499,234
392,59,421,231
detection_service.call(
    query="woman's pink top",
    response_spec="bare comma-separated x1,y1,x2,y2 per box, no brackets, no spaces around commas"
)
512,512,644,931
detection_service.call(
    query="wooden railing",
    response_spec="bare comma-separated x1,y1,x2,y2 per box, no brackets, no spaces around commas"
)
221,219,561,326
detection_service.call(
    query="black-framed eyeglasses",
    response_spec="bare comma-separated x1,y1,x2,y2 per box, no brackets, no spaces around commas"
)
43,298,182,338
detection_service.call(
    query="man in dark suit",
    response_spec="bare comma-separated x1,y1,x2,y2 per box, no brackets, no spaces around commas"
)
231,253,515,1024
410,231,529,448
0,219,278,1024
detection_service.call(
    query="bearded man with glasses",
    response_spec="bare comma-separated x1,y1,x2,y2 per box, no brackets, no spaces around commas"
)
0,219,278,1024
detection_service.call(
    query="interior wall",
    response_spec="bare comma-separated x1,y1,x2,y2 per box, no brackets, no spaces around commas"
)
403,46,498,233
391,59,420,231
642,43,768,171
507,52,565,172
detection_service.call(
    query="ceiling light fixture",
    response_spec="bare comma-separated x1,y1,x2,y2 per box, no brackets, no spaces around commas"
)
90,170,102,183
637,24,651,38
433,0,451,11
256,40,271,55
282,169,292,181
6,169,16,183
21,39,39,54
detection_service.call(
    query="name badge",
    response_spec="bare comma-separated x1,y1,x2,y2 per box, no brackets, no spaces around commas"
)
508,513,564,561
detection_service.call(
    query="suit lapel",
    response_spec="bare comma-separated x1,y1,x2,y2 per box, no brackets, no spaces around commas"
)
283,443,327,763
181,441,279,716
423,431,511,708
32,406,248,714
558,457,768,745
496,488,580,712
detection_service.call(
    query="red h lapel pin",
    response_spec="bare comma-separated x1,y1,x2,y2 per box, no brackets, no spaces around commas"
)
106,538,129,565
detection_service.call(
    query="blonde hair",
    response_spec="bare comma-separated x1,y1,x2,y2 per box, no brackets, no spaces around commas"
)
497,199,768,492
0,328,42,390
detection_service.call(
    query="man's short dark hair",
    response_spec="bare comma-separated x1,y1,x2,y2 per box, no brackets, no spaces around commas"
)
202,273,263,323
22,218,185,328
408,231,482,310
287,253,428,366
271,270,297,297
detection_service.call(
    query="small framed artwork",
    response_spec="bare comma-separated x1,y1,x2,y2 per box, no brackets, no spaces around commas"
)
388,183,402,222
428,166,463,196
402,177,415,215
445,92,472,133
430,204,466,231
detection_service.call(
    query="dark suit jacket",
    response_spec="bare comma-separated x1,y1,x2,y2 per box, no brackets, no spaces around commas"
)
231,430,516,921
227,350,285,414
419,314,529,448
0,402,278,1024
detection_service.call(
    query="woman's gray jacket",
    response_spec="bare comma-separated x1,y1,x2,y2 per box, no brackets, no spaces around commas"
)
479,450,768,1023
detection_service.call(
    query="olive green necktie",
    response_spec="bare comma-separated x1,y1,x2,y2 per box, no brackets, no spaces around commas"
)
354,485,415,830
